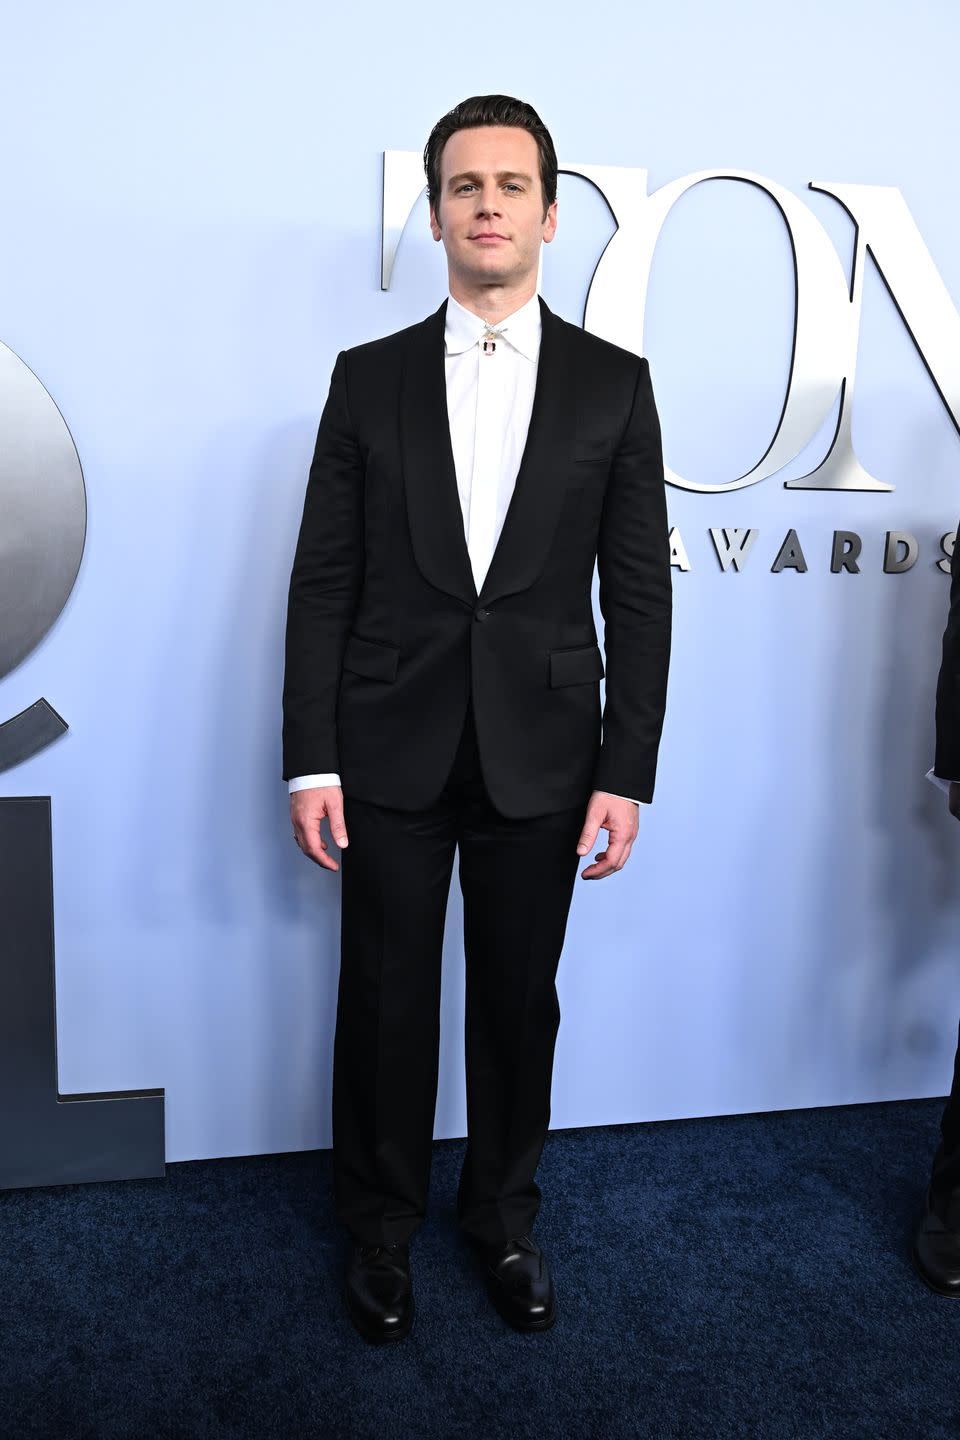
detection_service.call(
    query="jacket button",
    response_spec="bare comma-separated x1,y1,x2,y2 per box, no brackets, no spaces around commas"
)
474,607,492,622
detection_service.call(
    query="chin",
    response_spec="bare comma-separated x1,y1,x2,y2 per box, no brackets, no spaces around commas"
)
462,257,515,284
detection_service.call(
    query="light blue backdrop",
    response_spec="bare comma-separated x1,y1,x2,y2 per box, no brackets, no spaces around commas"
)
1,0,958,1161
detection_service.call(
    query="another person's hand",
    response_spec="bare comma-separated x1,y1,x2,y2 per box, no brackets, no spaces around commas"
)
576,791,640,879
949,782,960,822
291,785,349,871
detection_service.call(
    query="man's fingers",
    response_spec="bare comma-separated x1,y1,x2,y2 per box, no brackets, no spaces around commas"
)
580,833,635,880
577,791,640,861
296,820,339,871
325,796,349,849
289,785,348,872
581,837,626,879
576,808,605,855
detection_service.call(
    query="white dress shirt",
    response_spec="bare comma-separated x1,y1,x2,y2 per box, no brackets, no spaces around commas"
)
444,289,541,593
289,292,639,807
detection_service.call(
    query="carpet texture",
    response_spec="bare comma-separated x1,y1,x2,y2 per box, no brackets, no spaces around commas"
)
2,1100,958,1439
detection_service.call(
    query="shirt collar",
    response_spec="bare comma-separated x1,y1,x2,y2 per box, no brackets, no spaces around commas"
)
444,290,542,362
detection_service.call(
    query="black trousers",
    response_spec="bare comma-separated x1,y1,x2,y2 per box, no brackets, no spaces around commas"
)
930,1022,960,1228
332,695,586,1248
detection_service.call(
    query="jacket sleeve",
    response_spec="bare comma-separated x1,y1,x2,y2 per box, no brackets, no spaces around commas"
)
282,351,364,779
934,524,960,780
591,358,672,804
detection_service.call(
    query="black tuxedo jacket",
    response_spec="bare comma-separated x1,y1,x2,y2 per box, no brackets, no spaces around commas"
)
935,524,960,780
282,297,672,818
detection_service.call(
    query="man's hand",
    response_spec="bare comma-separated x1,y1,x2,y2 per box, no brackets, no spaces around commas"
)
949,782,960,822
576,791,640,879
291,785,349,871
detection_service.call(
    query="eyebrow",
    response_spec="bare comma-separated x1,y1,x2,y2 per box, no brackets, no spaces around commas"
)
446,170,534,188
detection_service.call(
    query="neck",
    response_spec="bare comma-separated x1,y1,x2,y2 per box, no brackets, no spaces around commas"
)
447,275,538,327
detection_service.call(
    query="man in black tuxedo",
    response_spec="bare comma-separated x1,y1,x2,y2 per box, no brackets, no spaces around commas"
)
283,94,671,1341
915,530,960,1295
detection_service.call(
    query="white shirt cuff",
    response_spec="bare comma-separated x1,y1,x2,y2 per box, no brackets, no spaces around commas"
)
606,791,641,806
289,774,341,793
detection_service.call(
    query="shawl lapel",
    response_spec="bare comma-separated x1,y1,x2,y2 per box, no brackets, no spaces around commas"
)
400,297,579,611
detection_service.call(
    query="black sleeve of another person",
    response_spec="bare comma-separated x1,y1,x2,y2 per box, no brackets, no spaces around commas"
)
934,523,960,782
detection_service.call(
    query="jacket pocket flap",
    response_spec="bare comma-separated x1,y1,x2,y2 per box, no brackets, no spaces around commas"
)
342,633,400,683
549,644,605,688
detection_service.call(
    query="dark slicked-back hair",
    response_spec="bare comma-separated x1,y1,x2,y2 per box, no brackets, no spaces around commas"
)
424,94,558,219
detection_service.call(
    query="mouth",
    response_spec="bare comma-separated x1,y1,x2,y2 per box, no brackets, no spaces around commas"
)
469,233,508,244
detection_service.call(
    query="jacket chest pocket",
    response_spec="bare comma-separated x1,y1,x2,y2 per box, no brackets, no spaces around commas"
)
572,447,614,467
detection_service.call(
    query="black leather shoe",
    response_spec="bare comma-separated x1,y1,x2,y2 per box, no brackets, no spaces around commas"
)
344,1242,415,1342
912,1209,960,1297
481,1235,556,1332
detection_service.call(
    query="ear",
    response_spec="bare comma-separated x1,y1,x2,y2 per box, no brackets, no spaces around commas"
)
542,199,558,245
429,199,442,242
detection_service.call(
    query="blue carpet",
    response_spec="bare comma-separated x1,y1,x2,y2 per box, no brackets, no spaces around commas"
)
1,1099,958,1439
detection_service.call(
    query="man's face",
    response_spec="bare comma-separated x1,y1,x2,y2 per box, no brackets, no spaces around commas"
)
429,126,557,292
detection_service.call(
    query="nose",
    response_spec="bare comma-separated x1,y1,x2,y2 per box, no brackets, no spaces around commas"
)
475,183,502,217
